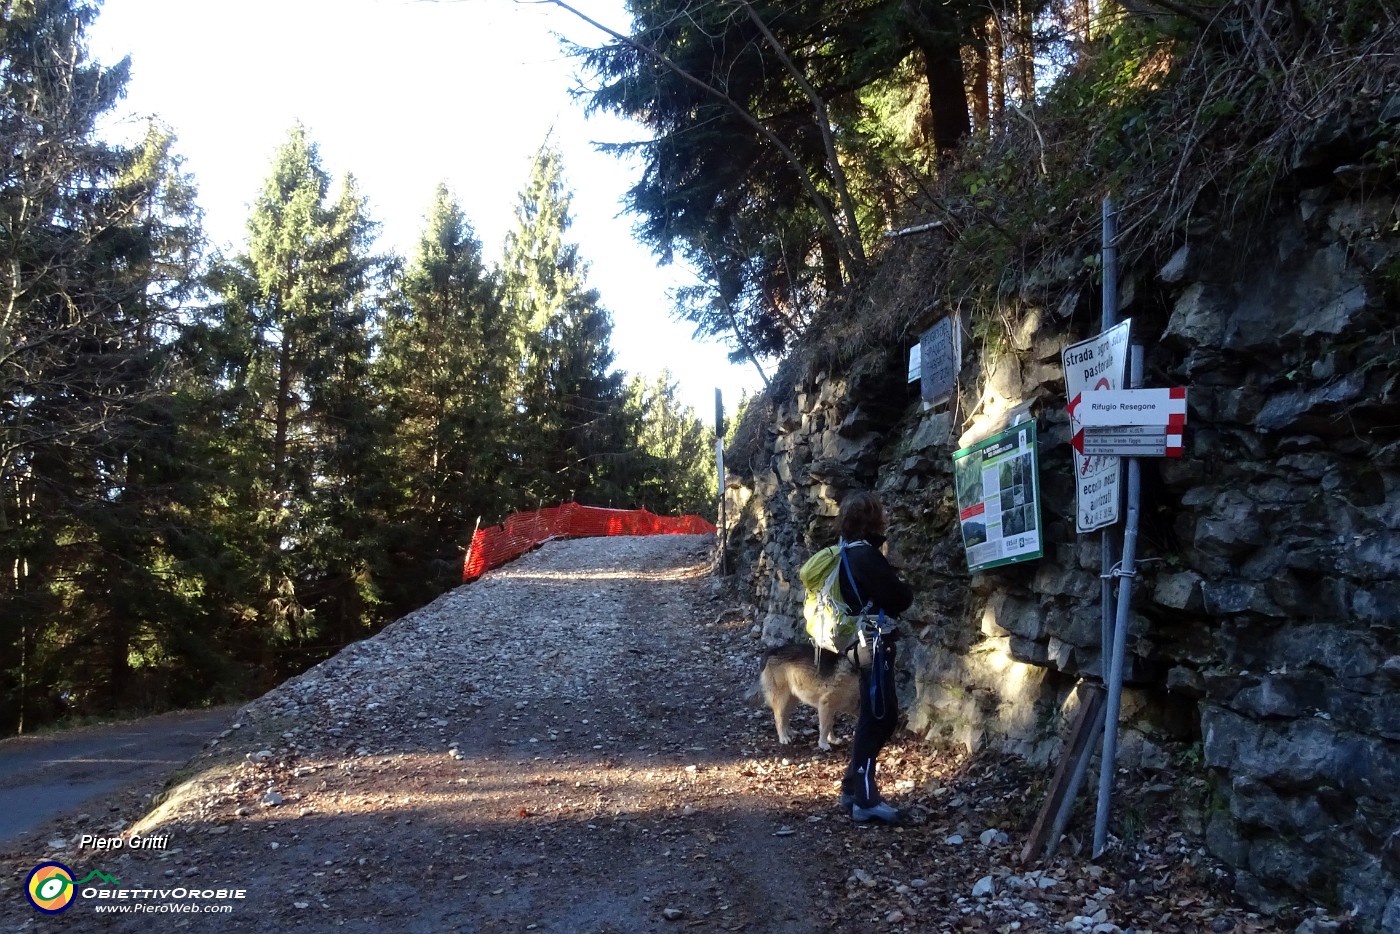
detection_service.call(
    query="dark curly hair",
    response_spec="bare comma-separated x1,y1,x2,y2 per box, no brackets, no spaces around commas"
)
838,491,886,541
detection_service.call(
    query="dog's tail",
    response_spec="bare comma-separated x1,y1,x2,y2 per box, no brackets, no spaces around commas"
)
745,647,781,707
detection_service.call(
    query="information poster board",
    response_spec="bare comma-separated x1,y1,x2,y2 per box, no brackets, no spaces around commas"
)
952,421,1044,572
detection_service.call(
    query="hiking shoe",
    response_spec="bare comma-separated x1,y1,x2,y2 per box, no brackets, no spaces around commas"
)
850,801,900,824
840,791,889,813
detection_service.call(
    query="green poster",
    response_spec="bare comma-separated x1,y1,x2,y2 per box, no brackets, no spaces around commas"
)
952,421,1044,572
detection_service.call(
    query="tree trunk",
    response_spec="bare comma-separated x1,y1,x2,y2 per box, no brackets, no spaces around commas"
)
988,14,1006,129
1016,0,1036,104
965,32,990,134
273,327,293,488
819,232,844,293
106,615,132,709
741,1,866,269
922,43,971,159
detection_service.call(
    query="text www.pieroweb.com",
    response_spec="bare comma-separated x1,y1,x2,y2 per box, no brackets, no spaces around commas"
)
93,902,235,913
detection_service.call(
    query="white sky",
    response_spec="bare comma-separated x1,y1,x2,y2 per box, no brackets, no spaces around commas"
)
88,0,766,421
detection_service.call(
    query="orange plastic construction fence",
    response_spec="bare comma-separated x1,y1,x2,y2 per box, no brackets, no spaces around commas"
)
462,502,717,581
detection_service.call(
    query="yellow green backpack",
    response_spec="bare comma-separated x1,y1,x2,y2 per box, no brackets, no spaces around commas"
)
799,542,869,652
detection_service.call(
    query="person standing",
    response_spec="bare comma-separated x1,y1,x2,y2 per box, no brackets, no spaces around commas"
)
833,491,914,824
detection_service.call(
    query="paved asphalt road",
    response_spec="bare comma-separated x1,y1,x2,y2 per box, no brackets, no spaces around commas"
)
0,708,235,846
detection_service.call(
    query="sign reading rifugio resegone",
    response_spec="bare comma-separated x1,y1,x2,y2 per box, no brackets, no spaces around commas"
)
952,421,1043,572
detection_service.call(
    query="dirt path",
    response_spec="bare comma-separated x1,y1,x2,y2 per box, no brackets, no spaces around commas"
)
1,535,1321,932
1,536,831,932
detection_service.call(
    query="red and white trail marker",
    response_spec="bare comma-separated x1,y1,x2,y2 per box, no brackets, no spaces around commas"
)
1067,387,1188,459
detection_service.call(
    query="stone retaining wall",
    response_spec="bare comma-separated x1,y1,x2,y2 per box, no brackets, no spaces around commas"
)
723,183,1400,928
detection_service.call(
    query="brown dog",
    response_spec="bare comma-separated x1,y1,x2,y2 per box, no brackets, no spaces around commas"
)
751,644,860,751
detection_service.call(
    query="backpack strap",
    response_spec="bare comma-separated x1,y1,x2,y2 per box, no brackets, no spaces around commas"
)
868,610,890,717
838,540,873,617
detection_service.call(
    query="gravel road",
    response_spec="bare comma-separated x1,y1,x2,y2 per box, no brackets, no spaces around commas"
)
0,534,1334,932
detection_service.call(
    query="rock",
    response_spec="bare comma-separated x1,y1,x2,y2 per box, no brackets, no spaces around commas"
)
1151,571,1204,611
944,834,963,846
980,592,1044,641
260,791,284,807
1200,580,1259,615
661,907,684,921
885,909,906,923
1163,282,1227,349
1255,372,1365,434
972,875,994,897
1166,666,1206,698
1224,243,1368,352
1159,244,1194,283
907,414,952,453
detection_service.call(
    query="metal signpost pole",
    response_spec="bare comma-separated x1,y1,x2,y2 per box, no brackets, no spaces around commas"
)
715,389,727,576
1045,690,1107,857
1093,345,1144,858
1028,200,1132,863
1100,196,1118,665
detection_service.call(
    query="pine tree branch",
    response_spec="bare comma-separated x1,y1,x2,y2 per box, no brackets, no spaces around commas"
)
525,0,860,282
735,0,866,268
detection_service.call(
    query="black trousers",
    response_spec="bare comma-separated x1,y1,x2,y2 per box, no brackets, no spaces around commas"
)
842,633,899,806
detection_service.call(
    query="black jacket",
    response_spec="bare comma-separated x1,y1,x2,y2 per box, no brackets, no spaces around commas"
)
837,535,913,619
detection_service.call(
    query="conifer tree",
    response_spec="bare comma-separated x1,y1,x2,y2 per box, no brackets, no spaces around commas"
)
201,126,385,671
620,373,715,517
0,0,208,730
501,146,629,507
377,185,513,604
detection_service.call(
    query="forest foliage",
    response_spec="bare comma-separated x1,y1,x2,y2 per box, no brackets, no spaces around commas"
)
0,0,718,734
572,0,1397,376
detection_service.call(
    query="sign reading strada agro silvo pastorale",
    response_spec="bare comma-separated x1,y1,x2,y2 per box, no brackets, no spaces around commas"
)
1062,319,1131,532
